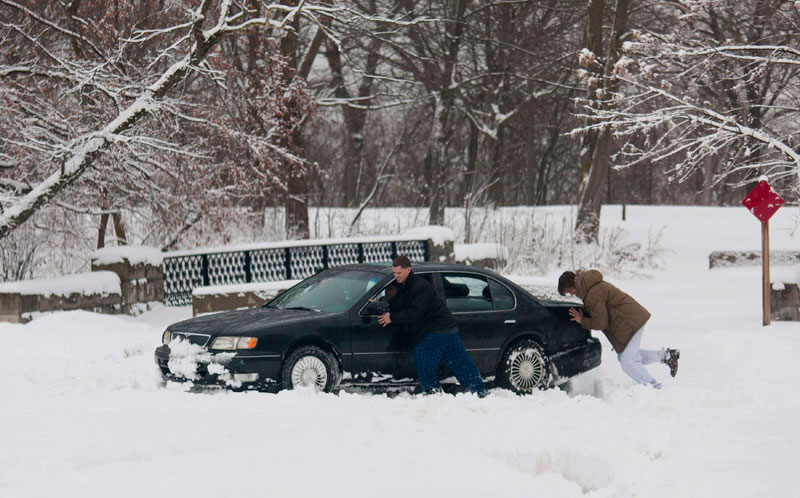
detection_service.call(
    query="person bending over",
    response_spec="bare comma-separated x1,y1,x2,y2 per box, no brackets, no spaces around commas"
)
558,270,679,389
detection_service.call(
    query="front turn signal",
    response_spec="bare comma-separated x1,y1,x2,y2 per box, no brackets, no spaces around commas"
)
238,337,258,349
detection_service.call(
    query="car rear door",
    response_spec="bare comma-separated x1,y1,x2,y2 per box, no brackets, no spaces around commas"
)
438,272,520,374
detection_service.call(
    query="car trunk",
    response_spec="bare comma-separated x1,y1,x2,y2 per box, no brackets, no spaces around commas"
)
544,303,592,344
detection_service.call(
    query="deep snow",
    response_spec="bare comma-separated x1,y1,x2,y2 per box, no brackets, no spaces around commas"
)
1,205,799,497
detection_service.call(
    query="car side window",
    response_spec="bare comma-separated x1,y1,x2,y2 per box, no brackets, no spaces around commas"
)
441,273,492,313
368,273,433,304
488,278,515,310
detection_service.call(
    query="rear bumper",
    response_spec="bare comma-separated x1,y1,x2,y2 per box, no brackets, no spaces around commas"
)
549,337,602,382
154,345,282,391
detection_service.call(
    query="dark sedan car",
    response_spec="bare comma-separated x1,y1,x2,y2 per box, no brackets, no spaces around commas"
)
155,263,601,394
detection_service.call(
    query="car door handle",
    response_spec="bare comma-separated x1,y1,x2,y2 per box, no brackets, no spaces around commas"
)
504,320,516,324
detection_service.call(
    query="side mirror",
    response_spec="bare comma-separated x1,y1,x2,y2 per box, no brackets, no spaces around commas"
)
363,300,390,316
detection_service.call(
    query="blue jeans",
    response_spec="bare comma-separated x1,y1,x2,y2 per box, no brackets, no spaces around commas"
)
414,331,487,395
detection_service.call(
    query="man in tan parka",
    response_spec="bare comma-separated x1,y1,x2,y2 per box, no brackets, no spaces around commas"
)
558,270,679,388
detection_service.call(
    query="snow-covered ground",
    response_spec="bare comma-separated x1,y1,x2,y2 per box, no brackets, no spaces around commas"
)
1,205,799,497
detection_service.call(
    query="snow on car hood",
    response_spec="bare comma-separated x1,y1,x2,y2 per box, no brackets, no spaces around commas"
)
167,306,327,336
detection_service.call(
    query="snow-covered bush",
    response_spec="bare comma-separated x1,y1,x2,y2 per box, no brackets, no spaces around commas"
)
4,205,664,281
484,209,664,277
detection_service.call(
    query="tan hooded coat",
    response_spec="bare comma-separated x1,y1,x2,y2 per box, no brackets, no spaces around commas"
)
575,270,651,353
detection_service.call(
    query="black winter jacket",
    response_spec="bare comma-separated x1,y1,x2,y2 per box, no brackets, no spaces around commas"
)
388,271,456,345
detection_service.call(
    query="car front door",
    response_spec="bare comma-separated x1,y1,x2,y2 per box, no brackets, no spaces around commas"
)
349,274,436,382
439,272,519,375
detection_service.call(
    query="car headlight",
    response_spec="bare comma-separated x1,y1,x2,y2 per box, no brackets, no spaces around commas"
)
210,336,258,350
162,330,172,345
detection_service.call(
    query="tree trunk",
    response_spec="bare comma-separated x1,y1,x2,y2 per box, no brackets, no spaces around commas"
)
324,39,378,207
576,0,630,243
534,123,561,206
97,213,109,249
285,167,310,238
487,126,504,205
427,0,468,227
576,126,611,239
428,93,448,226
281,5,310,239
96,211,127,248
112,212,127,245
463,121,480,243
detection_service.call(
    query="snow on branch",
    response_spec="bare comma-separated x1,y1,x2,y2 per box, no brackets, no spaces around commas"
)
0,1,338,241
0,0,105,58
573,78,800,189
571,8,800,197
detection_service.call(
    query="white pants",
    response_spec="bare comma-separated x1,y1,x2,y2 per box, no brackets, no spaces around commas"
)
617,325,663,387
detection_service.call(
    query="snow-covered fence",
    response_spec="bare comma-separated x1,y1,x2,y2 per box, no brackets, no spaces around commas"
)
709,251,800,269
162,237,432,306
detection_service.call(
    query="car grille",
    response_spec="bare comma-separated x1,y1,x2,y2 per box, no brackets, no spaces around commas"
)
170,332,211,347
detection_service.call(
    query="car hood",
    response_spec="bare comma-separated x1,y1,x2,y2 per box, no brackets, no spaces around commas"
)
167,307,329,336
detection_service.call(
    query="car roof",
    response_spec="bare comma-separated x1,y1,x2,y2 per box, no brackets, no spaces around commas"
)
332,262,499,276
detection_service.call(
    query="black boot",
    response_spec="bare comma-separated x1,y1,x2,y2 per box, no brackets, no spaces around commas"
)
663,348,680,378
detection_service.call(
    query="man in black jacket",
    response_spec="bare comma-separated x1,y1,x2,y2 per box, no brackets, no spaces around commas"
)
378,255,487,396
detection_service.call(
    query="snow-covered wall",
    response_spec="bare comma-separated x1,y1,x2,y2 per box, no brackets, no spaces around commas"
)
0,271,120,298
1,246,165,323
192,280,301,316
91,246,164,267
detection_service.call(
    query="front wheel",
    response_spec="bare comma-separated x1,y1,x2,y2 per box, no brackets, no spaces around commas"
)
281,345,341,393
499,339,552,395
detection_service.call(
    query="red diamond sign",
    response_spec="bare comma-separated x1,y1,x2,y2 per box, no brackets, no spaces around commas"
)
742,180,784,223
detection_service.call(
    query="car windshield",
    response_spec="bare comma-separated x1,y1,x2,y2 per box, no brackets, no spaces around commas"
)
266,270,384,313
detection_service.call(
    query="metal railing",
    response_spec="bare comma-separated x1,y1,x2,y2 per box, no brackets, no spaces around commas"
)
162,239,429,306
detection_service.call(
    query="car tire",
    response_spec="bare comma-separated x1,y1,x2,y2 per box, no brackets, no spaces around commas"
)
499,339,552,395
281,345,341,393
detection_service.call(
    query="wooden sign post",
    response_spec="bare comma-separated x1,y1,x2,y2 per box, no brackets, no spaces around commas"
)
742,178,785,326
762,220,769,325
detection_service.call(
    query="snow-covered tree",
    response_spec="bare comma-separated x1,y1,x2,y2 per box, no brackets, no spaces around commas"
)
0,0,336,246
575,0,800,210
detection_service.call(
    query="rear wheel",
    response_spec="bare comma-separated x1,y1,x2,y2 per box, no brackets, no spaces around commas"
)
281,345,341,393
500,339,551,395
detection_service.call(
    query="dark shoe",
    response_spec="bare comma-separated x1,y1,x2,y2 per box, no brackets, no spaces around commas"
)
663,348,680,378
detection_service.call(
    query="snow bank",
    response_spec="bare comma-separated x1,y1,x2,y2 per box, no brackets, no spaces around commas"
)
771,265,800,288
455,243,509,262
91,245,164,267
403,225,455,246
0,271,120,297
166,337,237,386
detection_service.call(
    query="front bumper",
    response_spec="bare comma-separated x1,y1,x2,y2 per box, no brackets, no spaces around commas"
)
549,337,602,382
154,345,282,391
